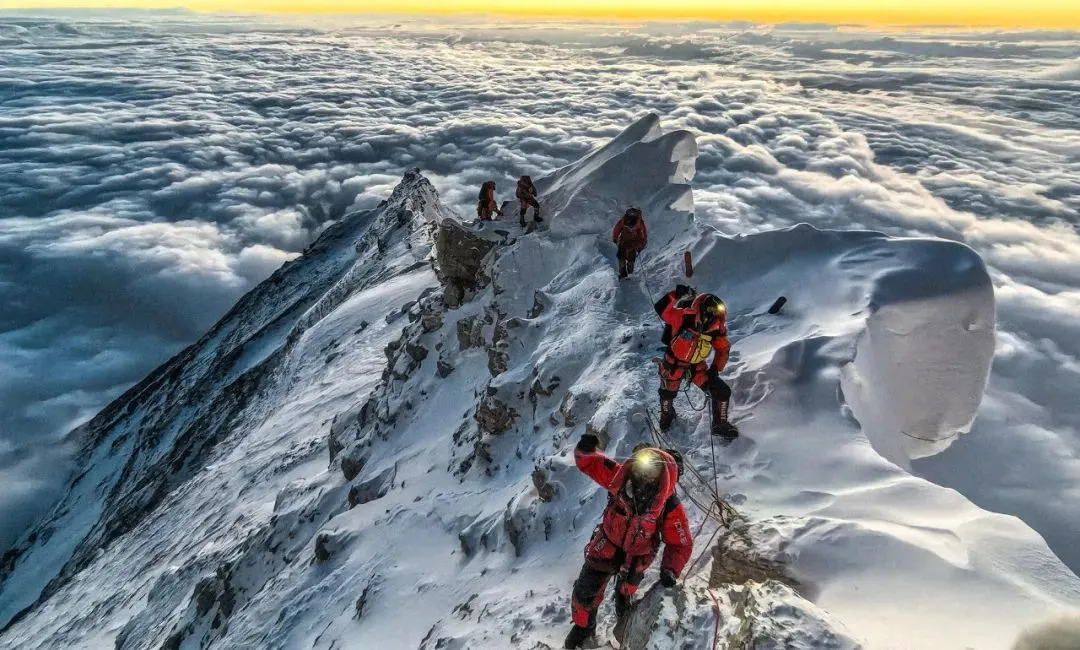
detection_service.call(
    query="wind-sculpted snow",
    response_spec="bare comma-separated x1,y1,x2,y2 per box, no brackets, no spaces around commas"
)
841,239,996,463
3,117,1075,650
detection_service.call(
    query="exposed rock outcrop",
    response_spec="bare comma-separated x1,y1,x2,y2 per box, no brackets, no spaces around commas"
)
435,220,499,308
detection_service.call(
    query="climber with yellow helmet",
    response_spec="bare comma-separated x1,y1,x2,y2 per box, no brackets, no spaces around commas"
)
654,285,738,439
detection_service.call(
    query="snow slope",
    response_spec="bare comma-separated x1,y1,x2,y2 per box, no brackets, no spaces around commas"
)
1,115,1077,650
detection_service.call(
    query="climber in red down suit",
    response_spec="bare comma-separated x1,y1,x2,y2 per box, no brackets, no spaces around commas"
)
564,434,693,649
655,285,739,439
612,207,647,280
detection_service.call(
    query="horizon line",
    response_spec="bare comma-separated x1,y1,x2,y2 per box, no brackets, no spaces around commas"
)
2,2,1080,30
3,6,1080,31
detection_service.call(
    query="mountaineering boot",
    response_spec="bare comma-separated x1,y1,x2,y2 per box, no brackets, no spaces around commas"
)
711,398,739,440
659,394,676,431
618,258,629,280
712,420,739,440
564,625,598,649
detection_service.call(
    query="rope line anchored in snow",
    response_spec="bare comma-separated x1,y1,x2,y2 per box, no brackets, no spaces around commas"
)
637,252,658,305
706,588,724,650
681,384,710,412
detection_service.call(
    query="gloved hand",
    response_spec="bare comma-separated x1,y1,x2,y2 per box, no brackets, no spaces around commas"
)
674,284,693,299
577,434,600,453
660,569,678,588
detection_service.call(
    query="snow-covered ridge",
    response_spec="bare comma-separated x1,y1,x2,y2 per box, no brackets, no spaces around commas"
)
1,115,1077,650
0,168,444,631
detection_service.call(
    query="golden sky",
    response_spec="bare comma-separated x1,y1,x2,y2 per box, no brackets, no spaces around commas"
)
6,0,1080,28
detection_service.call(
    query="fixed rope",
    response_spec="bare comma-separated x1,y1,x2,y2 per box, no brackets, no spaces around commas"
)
641,404,743,589
681,383,710,412
637,252,658,306
643,409,736,527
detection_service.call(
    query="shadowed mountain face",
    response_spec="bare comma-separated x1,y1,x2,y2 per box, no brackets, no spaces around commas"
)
1,115,1075,650
0,168,447,631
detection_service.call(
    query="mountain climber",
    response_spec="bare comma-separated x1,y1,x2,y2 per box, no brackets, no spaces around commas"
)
612,207,648,280
654,285,738,439
516,175,542,226
564,435,693,649
477,181,503,221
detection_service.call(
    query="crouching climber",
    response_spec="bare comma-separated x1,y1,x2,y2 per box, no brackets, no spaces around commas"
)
612,207,647,280
564,435,692,649
477,181,503,220
654,285,739,439
516,175,542,226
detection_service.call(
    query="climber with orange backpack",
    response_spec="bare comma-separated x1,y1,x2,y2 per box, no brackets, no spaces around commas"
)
516,175,542,227
564,435,692,649
612,207,647,280
477,181,503,221
654,285,738,440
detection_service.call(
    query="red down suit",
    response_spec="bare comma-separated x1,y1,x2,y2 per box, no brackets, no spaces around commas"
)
570,442,693,628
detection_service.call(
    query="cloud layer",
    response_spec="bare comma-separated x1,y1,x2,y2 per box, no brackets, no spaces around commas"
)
1,12,1078,567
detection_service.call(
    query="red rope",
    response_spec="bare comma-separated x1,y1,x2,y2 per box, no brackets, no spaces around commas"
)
707,588,723,650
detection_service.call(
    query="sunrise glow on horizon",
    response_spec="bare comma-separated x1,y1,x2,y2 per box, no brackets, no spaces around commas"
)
6,0,1080,28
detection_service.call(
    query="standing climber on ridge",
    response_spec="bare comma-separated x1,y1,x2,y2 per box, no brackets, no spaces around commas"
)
612,207,647,280
654,285,739,440
516,175,542,227
477,181,503,221
564,434,693,649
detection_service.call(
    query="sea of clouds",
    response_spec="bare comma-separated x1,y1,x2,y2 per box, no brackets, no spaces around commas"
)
0,10,1078,569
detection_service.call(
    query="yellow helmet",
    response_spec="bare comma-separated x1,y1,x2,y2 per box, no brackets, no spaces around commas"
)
629,448,664,484
691,294,726,326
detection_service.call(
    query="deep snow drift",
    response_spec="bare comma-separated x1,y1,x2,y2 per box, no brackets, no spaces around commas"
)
1,116,1077,650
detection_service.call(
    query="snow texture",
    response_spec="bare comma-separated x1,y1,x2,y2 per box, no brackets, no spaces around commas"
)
1,116,1078,650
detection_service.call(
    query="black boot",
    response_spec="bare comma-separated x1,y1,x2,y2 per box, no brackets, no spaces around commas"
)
564,625,597,649
618,257,628,280
659,393,676,431
711,398,738,440
520,208,527,227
